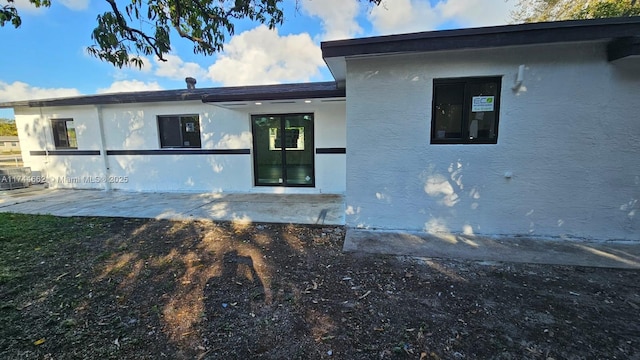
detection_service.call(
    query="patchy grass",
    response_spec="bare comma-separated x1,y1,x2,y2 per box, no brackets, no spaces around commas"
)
0,213,639,359
0,214,106,284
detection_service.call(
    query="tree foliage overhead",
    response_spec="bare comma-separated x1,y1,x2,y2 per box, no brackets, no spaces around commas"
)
513,0,640,23
0,0,381,69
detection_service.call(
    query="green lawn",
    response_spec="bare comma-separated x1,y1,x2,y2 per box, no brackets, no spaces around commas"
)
0,214,103,285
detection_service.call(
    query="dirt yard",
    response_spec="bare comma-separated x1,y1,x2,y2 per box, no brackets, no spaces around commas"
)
1,214,639,359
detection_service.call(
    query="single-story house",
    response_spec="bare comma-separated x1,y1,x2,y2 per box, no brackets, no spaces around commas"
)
1,17,639,241
0,136,20,153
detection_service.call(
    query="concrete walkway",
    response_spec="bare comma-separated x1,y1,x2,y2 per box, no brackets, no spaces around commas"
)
2,186,640,269
0,186,344,225
345,229,640,269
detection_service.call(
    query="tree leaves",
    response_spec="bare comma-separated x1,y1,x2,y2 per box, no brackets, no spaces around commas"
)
87,0,288,68
0,0,51,27
0,120,18,136
513,0,640,23
2,0,381,69
0,3,22,28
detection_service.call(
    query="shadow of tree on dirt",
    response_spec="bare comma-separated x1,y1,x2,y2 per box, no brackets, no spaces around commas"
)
88,219,343,359
2,215,640,360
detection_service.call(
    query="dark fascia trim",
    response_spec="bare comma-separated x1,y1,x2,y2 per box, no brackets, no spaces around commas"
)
1,89,211,109
201,82,345,103
316,147,346,154
321,17,640,58
607,36,640,61
30,150,101,156
0,82,344,109
106,149,250,155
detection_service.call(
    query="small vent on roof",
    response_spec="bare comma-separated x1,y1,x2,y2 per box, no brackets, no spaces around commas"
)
185,77,197,89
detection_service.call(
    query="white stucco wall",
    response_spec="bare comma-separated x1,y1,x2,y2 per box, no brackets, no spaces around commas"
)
14,99,346,194
15,106,105,189
99,101,253,192
345,42,640,240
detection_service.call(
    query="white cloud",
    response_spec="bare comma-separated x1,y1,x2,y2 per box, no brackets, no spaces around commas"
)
154,54,207,81
0,80,81,102
207,25,323,86
369,0,440,34
436,0,514,27
301,0,363,40
96,80,163,94
10,0,46,13
59,0,89,11
369,0,517,35
10,0,88,13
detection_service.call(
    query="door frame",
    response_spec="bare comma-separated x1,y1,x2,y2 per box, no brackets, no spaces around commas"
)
251,113,315,187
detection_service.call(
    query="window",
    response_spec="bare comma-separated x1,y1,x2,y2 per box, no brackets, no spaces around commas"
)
11,142,17,147
431,77,501,144
158,115,201,148
51,119,78,149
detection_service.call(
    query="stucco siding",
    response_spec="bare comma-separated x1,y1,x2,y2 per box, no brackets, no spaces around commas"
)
345,42,640,240
15,106,104,189
14,100,346,193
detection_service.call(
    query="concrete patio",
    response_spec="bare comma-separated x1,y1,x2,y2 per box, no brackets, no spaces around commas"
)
345,229,640,269
2,186,639,269
0,186,344,225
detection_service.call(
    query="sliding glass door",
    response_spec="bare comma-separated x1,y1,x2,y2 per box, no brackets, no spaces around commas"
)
251,114,314,187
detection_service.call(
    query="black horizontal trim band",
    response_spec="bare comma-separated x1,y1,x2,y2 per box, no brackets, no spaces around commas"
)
106,149,250,155
316,147,346,154
30,150,100,156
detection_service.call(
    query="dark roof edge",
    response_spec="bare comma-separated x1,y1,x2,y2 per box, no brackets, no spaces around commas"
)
0,89,208,108
321,17,640,58
607,36,640,61
201,82,345,102
0,81,343,109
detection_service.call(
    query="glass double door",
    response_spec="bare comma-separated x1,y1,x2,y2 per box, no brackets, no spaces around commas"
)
251,114,314,187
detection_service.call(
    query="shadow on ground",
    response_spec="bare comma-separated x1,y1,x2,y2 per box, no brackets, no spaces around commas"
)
1,215,639,359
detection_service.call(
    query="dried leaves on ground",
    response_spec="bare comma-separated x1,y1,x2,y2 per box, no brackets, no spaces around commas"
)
0,214,639,359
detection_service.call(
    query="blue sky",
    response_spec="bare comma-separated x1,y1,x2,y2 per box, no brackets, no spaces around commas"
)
0,0,518,118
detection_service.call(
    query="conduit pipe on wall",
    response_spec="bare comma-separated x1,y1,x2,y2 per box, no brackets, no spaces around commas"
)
512,64,525,91
96,105,112,191
39,107,51,182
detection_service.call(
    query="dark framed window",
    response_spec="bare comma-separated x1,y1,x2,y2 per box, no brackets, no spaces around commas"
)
158,115,201,148
51,119,78,149
431,77,502,144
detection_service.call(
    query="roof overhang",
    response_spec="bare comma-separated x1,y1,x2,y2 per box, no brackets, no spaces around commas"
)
607,36,640,61
322,17,640,82
200,82,345,103
0,82,345,109
0,89,210,108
